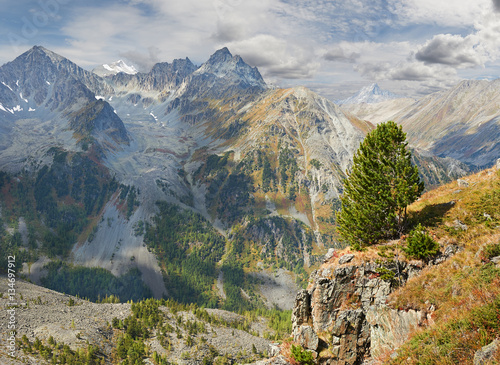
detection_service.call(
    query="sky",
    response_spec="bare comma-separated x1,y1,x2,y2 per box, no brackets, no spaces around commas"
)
1,0,500,100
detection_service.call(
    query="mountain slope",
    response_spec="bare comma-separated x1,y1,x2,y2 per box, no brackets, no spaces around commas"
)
341,97,416,125
392,79,500,167
0,46,128,171
0,46,476,310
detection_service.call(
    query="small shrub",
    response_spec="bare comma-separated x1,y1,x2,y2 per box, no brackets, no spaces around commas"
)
290,344,315,365
482,243,500,261
376,267,396,282
403,224,439,261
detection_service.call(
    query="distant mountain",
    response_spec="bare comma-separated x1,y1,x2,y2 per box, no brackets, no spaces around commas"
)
338,83,402,105
0,46,473,309
0,46,128,171
340,97,416,125
392,79,500,167
92,60,138,77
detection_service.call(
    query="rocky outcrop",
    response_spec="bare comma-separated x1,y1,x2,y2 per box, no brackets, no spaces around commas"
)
292,255,424,364
473,339,499,365
366,307,424,358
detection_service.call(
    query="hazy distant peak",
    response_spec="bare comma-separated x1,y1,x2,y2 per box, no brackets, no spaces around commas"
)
338,83,402,105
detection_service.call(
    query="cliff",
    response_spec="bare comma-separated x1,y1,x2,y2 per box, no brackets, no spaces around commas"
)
290,252,425,364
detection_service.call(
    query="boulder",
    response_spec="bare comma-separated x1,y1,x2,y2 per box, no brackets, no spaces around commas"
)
324,248,336,262
457,179,469,188
339,254,355,265
269,342,281,357
473,339,499,365
453,219,468,231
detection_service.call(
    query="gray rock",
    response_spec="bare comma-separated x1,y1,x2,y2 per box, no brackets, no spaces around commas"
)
444,245,460,257
496,158,500,170
491,256,500,265
292,290,311,329
259,355,291,365
324,248,336,262
269,342,281,357
294,325,319,351
473,339,499,365
453,219,468,231
339,254,355,264
366,306,423,358
457,179,469,188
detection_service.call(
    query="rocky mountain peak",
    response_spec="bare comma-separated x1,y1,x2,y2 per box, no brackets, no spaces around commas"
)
0,45,112,100
339,83,401,105
150,57,197,77
193,47,266,89
206,46,233,64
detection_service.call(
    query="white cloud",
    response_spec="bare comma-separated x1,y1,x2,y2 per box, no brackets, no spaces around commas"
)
389,0,490,27
355,61,457,82
227,35,320,80
415,12,500,68
415,34,483,67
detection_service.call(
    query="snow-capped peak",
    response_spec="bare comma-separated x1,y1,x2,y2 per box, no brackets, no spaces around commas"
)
93,60,138,77
338,83,401,105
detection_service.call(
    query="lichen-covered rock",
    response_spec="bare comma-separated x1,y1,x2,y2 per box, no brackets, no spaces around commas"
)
339,254,355,265
292,257,423,365
366,306,424,358
324,248,336,262
473,339,499,365
294,325,319,351
330,309,370,364
292,289,311,328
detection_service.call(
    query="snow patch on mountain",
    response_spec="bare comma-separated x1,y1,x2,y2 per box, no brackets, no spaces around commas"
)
93,60,138,77
1,81,13,92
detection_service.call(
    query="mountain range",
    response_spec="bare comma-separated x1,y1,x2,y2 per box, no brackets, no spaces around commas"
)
0,45,496,310
341,81,500,168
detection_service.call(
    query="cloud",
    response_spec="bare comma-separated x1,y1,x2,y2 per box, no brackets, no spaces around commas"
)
120,47,161,72
493,0,500,12
228,35,320,79
211,20,246,43
414,12,500,68
355,61,457,82
415,34,482,67
388,0,490,27
323,47,360,63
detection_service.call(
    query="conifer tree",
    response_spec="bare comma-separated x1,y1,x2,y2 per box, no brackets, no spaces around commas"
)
337,121,423,249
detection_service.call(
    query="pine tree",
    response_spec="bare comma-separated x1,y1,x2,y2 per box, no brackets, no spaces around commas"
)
337,121,423,249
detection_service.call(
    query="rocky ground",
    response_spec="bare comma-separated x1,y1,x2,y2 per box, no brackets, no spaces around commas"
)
0,276,276,364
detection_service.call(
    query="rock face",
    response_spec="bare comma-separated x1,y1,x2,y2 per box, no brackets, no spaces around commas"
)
292,257,423,364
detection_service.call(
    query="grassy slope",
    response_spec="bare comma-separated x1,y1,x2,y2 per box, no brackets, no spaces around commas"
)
383,166,500,364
